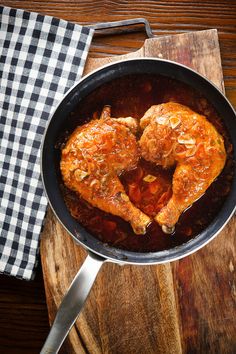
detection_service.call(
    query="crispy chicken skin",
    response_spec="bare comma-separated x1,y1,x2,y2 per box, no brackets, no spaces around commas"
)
139,102,226,233
60,106,150,235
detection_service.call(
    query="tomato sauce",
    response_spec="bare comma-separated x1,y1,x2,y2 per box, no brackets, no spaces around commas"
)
59,74,234,252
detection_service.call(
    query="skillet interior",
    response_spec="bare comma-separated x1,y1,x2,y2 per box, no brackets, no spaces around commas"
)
41,58,236,264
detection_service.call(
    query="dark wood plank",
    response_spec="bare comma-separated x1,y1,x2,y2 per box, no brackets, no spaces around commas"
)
172,219,236,353
0,266,49,354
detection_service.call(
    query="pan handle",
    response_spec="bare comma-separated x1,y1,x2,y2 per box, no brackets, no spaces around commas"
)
87,18,154,38
40,252,105,354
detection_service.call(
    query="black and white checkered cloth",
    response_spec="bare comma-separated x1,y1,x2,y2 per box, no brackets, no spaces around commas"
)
0,6,94,280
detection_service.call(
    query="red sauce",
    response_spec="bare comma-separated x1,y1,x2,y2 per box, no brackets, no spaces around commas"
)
59,74,234,252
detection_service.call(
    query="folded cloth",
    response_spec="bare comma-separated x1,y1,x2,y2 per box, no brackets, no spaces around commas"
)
0,6,94,280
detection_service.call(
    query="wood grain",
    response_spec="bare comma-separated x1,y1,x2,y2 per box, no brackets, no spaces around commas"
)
172,220,236,353
0,269,49,354
0,1,235,353
40,29,236,354
4,0,236,107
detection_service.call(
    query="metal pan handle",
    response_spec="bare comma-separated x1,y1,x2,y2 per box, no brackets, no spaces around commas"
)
87,18,154,38
40,252,105,354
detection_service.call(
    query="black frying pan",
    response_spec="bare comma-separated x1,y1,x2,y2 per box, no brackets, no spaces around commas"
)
40,58,236,353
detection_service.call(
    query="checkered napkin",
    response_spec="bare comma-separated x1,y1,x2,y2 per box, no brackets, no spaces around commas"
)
0,6,94,280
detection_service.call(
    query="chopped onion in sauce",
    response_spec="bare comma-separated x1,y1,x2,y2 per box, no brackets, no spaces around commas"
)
185,145,197,157
74,169,89,181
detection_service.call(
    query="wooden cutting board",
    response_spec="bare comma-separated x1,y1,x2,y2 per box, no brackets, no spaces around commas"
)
40,29,236,354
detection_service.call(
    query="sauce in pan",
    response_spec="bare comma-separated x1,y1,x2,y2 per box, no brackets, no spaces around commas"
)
59,74,234,252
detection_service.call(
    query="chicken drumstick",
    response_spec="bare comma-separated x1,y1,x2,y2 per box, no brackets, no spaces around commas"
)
61,106,151,235
139,102,226,233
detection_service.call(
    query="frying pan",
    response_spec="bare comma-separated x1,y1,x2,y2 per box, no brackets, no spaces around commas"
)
40,36,236,354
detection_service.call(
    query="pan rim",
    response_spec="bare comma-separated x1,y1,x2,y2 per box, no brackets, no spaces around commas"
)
40,57,236,264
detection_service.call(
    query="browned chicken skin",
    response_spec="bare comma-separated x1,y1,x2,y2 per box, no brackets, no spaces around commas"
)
60,106,151,235
139,102,226,233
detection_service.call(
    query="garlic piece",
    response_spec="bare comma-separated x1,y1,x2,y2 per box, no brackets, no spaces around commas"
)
155,116,169,125
162,225,175,234
169,117,181,129
143,174,157,183
178,135,196,145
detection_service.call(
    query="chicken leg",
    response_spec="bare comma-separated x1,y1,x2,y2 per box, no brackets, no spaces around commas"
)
61,106,150,235
139,102,226,233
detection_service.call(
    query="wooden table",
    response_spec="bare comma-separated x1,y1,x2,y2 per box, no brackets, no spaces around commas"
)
0,1,235,353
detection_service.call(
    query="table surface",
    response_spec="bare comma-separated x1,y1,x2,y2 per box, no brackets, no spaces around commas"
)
0,1,236,353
